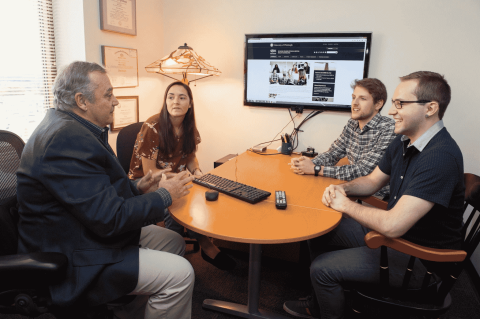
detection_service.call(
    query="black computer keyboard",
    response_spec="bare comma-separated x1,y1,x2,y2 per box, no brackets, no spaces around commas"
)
193,174,271,204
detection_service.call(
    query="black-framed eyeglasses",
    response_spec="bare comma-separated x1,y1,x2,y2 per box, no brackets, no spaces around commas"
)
391,99,431,109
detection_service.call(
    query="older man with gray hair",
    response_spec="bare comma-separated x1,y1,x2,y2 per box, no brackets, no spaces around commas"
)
17,61,195,319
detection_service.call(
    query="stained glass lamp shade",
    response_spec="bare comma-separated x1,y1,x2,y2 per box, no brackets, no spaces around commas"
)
145,43,221,84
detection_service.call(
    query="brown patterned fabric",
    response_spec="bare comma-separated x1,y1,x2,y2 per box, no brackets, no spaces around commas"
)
128,114,200,179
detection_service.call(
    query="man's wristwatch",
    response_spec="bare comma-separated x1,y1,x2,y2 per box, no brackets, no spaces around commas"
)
314,165,321,176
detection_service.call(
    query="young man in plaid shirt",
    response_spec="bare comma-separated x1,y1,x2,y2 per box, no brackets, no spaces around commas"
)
289,78,396,198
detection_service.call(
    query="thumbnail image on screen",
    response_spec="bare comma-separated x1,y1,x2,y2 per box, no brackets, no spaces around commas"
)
244,33,372,112
269,61,307,86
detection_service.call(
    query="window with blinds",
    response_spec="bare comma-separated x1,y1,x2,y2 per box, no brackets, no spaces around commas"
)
0,0,57,142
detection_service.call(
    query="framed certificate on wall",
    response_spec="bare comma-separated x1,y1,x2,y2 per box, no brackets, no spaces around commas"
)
99,0,137,35
102,45,139,88
111,96,139,131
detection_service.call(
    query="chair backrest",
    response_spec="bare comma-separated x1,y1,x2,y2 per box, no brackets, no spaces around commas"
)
431,172,480,304
368,173,480,307
462,173,480,259
413,172,480,303
116,122,144,175
0,130,24,201
0,130,25,256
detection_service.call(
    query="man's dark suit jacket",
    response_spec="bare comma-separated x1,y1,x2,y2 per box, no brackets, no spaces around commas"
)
17,108,167,307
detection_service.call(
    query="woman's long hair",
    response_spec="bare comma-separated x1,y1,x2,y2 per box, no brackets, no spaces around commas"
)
158,81,198,156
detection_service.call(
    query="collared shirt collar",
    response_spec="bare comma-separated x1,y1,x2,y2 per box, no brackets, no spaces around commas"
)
364,112,383,130
65,111,110,145
401,120,444,152
354,112,383,132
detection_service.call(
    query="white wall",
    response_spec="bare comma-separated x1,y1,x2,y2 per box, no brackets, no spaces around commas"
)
80,0,165,149
160,0,480,271
161,0,480,175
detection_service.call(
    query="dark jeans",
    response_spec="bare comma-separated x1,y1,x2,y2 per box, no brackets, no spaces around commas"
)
308,217,427,319
163,208,201,240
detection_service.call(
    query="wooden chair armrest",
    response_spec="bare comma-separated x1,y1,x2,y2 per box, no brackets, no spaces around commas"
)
364,231,466,263
353,196,388,210
336,157,349,166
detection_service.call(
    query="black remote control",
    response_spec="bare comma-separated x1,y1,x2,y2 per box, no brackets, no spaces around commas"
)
275,191,287,209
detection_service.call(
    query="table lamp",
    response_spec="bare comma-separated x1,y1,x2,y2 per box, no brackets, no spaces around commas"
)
145,43,221,85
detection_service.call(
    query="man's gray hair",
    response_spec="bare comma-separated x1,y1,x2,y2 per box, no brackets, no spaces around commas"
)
53,61,106,111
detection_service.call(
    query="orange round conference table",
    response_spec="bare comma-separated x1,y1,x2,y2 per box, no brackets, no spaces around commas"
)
169,150,343,318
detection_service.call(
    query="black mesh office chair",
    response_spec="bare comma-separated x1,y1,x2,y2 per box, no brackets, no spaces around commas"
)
116,123,200,253
0,130,67,318
351,173,480,318
0,130,135,319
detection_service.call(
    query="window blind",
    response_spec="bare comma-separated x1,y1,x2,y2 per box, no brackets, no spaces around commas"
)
0,0,57,141
38,0,57,109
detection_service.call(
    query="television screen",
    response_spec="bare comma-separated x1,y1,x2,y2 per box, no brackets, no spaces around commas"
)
244,32,372,112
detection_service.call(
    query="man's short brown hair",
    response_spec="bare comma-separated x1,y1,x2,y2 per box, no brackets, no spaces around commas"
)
400,71,451,120
351,78,387,112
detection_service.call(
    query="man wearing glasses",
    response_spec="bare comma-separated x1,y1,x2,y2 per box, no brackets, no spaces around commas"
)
284,71,464,319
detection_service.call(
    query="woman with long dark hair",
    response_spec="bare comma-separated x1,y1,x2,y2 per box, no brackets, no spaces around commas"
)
272,63,280,73
129,81,235,270
298,70,307,85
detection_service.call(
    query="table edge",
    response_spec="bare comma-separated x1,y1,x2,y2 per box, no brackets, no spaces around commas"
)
170,210,343,244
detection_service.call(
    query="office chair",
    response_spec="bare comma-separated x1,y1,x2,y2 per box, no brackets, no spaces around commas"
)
0,130,134,319
116,122,200,253
116,121,145,175
0,130,67,318
351,173,480,318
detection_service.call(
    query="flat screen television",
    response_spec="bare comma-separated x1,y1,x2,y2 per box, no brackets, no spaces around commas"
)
244,32,372,112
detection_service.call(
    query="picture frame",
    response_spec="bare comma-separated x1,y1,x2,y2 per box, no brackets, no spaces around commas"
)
99,0,137,36
102,45,139,88
111,96,139,131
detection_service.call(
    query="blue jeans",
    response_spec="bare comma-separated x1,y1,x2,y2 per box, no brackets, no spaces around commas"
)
164,208,201,240
308,217,427,319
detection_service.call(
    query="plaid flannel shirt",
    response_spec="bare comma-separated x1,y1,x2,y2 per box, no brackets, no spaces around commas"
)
312,113,396,197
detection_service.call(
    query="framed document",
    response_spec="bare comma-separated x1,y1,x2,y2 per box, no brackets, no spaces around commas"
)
111,96,139,131
99,0,136,35
102,46,138,88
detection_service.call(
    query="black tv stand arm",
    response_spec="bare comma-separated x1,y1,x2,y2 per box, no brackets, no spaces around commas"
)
291,105,304,114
